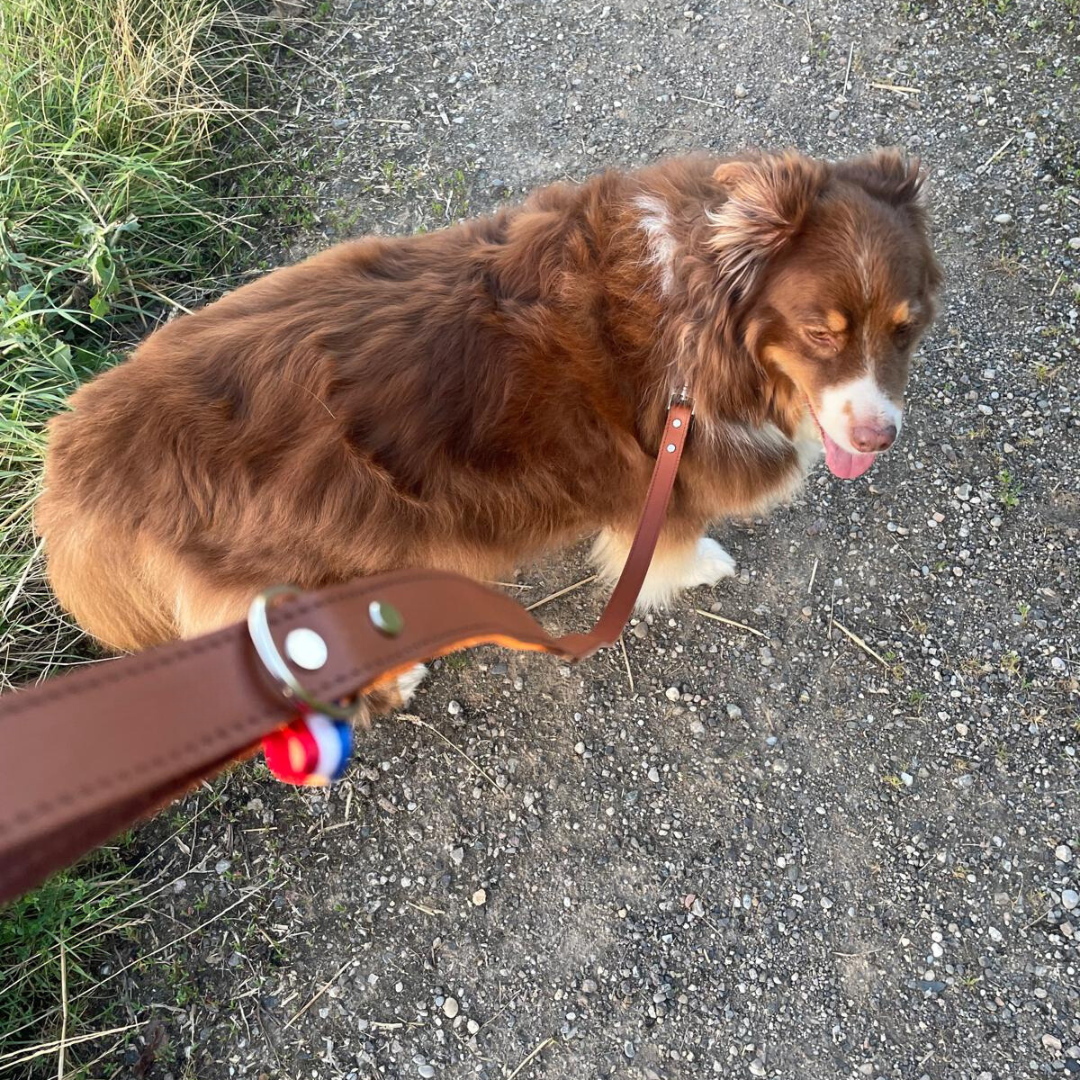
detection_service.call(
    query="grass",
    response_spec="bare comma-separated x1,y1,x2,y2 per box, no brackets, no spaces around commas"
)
0,857,130,1075
0,0,294,1074
0,0,284,693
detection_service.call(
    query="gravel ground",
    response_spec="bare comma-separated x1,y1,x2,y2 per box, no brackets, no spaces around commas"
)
104,1,1078,1078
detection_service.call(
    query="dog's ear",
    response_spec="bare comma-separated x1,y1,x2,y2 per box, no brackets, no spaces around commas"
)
833,147,927,211
707,151,828,296
836,148,939,292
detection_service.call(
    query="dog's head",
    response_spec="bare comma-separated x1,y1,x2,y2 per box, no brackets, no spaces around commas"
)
710,149,942,479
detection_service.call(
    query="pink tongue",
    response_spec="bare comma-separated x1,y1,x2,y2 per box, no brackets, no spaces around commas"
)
821,429,877,480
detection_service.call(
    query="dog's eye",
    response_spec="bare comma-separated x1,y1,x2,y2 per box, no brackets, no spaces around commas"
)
806,328,835,348
893,322,913,343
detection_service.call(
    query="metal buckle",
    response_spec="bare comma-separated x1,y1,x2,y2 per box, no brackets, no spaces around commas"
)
247,585,356,720
667,384,694,412
667,385,695,432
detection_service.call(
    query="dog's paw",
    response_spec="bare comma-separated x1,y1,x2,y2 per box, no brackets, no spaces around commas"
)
395,663,428,706
361,663,429,724
686,537,737,587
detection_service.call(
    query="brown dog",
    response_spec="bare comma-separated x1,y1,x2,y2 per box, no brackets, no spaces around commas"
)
37,149,940,713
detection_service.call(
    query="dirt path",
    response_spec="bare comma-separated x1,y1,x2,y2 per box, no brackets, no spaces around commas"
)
114,2,1078,1077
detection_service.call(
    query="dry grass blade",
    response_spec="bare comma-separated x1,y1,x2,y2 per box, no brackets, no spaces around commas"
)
619,634,635,694
285,957,357,1029
406,901,447,917
38,885,266,1022
679,92,727,108
0,1024,141,1072
694,608,766,638
869,81,921,94
505,1036,556,1080
831,618,889,667
399,714,506,796
525,574,597,611
979,135,1015,172
56,937,67,1080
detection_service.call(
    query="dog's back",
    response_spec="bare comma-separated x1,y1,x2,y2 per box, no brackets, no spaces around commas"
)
37,175,648,648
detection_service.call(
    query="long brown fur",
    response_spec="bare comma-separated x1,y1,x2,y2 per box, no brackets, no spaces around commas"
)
37,149,941,681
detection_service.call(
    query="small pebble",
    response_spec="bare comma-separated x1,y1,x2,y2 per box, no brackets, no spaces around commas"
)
734,83,748,98
665,686,681,701
467,1018,480,1035
1061,889,1079,911
992,212,1012,224
1044,1034,1063,1052
1069,237,1080,250
648,767,661,783
1055,844,1073,863
418,1066,435,1079
471,888,487,906
447,700,462,716
726,703,743,720
443,997,459,1019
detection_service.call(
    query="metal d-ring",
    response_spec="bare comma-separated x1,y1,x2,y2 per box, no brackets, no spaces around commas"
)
247,585,356,720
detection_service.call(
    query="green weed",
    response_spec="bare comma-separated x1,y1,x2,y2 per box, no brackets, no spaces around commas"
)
997,469,1022,510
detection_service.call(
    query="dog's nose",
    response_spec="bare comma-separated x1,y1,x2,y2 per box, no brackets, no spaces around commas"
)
851,423,897,453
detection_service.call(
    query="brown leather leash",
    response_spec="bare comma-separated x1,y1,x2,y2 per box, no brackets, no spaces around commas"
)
0,397,692,904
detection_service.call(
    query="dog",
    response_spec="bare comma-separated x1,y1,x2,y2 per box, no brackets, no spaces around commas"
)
37,148,941,717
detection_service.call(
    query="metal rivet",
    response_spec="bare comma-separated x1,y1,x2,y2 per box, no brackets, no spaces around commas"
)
285,627,328,671
666,443,676,453
672,418,682,429
369,599,404,637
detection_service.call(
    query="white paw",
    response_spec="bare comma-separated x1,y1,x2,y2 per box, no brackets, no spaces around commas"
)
634,536,737,611
396,663,428,705
685,537,737,587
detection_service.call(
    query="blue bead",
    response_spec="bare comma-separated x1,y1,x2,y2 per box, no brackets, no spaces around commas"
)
329,720,353,782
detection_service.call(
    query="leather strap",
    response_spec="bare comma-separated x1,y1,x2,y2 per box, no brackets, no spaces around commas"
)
0,400,691,904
